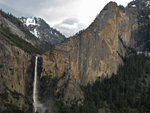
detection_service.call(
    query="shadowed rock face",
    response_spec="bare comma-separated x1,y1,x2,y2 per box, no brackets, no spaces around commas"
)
0,31,33,111
0,11,38,112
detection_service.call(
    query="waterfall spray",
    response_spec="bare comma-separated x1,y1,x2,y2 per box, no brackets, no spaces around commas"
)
33,56,38,112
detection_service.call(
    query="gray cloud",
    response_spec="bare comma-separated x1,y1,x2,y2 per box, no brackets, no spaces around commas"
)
0,3,29,16
62,18,78,25
0,0,83,37
0,0,132,37
0,0,84,37
0,0,73,16
54,18,86,37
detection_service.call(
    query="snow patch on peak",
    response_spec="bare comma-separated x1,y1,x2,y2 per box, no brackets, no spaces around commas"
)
30,28,40,38
19,17,65,45
25,18,39,26
132,4,136,7
20,17,41,38
146,1,150,7
33,29,39,38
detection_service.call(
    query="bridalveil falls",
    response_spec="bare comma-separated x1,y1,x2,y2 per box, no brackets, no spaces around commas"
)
33,56,38,112
33,56,47,113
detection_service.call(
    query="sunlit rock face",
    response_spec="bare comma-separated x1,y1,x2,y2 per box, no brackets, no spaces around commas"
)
41,2,138,85
40,1,150,105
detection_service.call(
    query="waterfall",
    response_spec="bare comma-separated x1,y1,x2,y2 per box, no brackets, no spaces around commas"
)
33,56,47,113
33,56,38,112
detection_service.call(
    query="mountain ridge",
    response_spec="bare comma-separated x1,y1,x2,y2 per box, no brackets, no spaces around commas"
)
19,17,66,46
0,10,53,54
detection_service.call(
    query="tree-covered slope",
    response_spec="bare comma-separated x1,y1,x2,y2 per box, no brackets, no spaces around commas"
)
56,54,150,113
0,28,41,55
0,10,51,54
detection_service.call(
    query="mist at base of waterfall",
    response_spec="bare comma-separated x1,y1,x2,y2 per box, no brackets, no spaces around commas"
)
33,56,58,113
33,99,58,113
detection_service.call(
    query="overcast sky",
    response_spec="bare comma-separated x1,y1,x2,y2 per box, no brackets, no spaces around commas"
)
0,0,133,37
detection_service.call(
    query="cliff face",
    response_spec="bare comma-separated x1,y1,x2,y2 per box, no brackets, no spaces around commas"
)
41,2,140,85
0,11,37,112
0,37,31,95
0,32,33,112
39,1,150,106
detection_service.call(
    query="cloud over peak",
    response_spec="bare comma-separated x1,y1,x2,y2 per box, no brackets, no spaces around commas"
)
0,0,133,37
54,17,86,37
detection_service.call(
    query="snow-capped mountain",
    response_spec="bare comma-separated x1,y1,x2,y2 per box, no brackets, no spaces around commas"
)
20,17,66,46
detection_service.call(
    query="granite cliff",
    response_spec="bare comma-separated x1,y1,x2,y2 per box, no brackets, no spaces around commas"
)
41,2,137,84
40,0,150,105
0,0,150,112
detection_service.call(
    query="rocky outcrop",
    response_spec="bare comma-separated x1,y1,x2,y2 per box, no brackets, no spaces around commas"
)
20,17,66,46
127,0,150,51
0,31,33,112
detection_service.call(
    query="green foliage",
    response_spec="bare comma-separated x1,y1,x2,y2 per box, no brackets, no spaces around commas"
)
57,55,150,113
0,28,41,55
3,103,29,113
0,10,52,54
0,10,37,39
0,86,31,113
56,100,72,113
7,88,23,101
0,90,8,100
